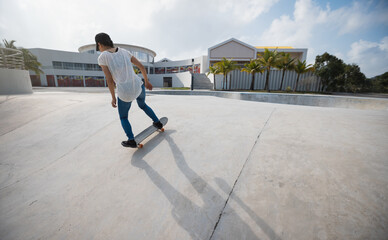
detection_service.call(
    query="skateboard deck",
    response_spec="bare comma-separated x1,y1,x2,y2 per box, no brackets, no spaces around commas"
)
135,117,168,148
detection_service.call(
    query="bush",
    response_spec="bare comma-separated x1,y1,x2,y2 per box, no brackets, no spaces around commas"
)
285,86,292,93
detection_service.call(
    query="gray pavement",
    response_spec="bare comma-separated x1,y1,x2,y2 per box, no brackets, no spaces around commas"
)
0,90,387,240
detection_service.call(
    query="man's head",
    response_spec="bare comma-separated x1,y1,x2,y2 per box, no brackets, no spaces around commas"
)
95,33,114,51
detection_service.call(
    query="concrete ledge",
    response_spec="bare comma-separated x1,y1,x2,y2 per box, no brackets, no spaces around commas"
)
148,90,388,110
0,69,32,95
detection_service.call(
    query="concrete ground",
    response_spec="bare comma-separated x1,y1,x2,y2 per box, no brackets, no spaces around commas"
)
0,89,387,240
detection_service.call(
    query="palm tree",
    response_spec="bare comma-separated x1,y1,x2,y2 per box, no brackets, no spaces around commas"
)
241,59,264,90
2,39,17,49
214,58,239,90
207,65,220,90
2,39,43,75
276,52,295,91
20,48,43,75
293,60,314,92
257,48,280,92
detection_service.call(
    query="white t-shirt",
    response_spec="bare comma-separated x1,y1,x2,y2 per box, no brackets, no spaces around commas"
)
98,48,143,102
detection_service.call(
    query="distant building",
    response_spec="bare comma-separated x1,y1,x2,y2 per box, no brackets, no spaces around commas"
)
208,38,307,67
28,38,307,89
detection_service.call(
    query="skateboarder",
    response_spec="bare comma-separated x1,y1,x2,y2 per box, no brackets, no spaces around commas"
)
96,33,163,148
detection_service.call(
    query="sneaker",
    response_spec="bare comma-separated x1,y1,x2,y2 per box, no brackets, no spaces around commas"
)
153,121,163,129
121,139,137,148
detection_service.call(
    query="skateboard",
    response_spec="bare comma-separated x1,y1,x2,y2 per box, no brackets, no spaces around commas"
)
134,117,168,148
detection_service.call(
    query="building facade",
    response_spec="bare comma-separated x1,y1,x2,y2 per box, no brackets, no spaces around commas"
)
208,38,307,67
28,38,307,89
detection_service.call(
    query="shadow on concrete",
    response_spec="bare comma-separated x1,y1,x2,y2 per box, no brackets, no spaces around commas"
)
131,130,265,240
215,178,281,240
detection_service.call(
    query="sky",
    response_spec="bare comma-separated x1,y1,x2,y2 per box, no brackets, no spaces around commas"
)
0,0,387,77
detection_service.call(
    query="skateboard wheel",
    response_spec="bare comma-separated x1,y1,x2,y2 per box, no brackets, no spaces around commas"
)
161,128,165,132
138,144,144,148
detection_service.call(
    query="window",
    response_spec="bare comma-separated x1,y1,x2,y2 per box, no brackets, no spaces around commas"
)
166,67,179,73
52,61,102,71
148,55,154,63
85,64,94,71
163,77,172,87
85,76,105,87
63,62,74,70
74,63,83,70
155,67,165,74
53,61,63,69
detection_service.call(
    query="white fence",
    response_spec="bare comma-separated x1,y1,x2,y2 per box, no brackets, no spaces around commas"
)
0,48,25,70
214,69,322,92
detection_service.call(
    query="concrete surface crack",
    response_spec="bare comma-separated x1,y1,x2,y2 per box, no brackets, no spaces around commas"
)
0,102,79,137
0,96,17,104
0,119,116,191
209,108,276,240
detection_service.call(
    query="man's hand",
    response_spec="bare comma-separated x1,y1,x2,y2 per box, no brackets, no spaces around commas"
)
145,81,153,90
111,98,117,108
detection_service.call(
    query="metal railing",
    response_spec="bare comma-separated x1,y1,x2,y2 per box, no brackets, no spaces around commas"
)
0,47,25,70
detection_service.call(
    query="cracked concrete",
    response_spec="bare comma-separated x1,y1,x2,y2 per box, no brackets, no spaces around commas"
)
210,108,276,240
0,89,387,240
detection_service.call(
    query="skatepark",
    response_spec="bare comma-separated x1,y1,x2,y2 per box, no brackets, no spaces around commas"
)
1,88,387,239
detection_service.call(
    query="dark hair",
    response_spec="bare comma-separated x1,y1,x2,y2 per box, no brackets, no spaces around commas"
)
95,33,114,51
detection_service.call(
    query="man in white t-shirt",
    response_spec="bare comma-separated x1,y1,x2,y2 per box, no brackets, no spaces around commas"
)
96,33,163,148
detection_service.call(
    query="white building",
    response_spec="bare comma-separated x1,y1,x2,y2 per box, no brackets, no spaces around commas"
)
28,38,307,89
208,38,307,67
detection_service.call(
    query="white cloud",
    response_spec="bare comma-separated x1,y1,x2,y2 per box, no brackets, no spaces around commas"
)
263,0,388,42
0,0,178,51
133,0,279,60
217,0,279,23
347,36,388,78
259,0,329,47
329,1,388,35
256,0,388,77
259,0,388,46
0,0,278,61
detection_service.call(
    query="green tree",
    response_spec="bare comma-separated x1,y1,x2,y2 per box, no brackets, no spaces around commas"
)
276,52,295,91
314,52,345,92
293,60,314,92
340,64,367,93
214,58,239,90
369,72,388,93
207,65,220,90
257,48,280,91
241,59,264,90
2,39,43,75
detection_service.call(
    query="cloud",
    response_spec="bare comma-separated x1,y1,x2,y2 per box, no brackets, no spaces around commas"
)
260,0,388,46
128,0,280,60
217,0,280,23
259,0,328,47
347,36,388,78
255,0,388,77
0,0,169,50
0,0,279,61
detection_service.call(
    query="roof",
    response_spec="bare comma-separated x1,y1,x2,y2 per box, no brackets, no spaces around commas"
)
209,38,256,51
255,46,294,49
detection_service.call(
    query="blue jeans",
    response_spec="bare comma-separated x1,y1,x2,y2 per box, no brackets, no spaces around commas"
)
117,84,159,140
